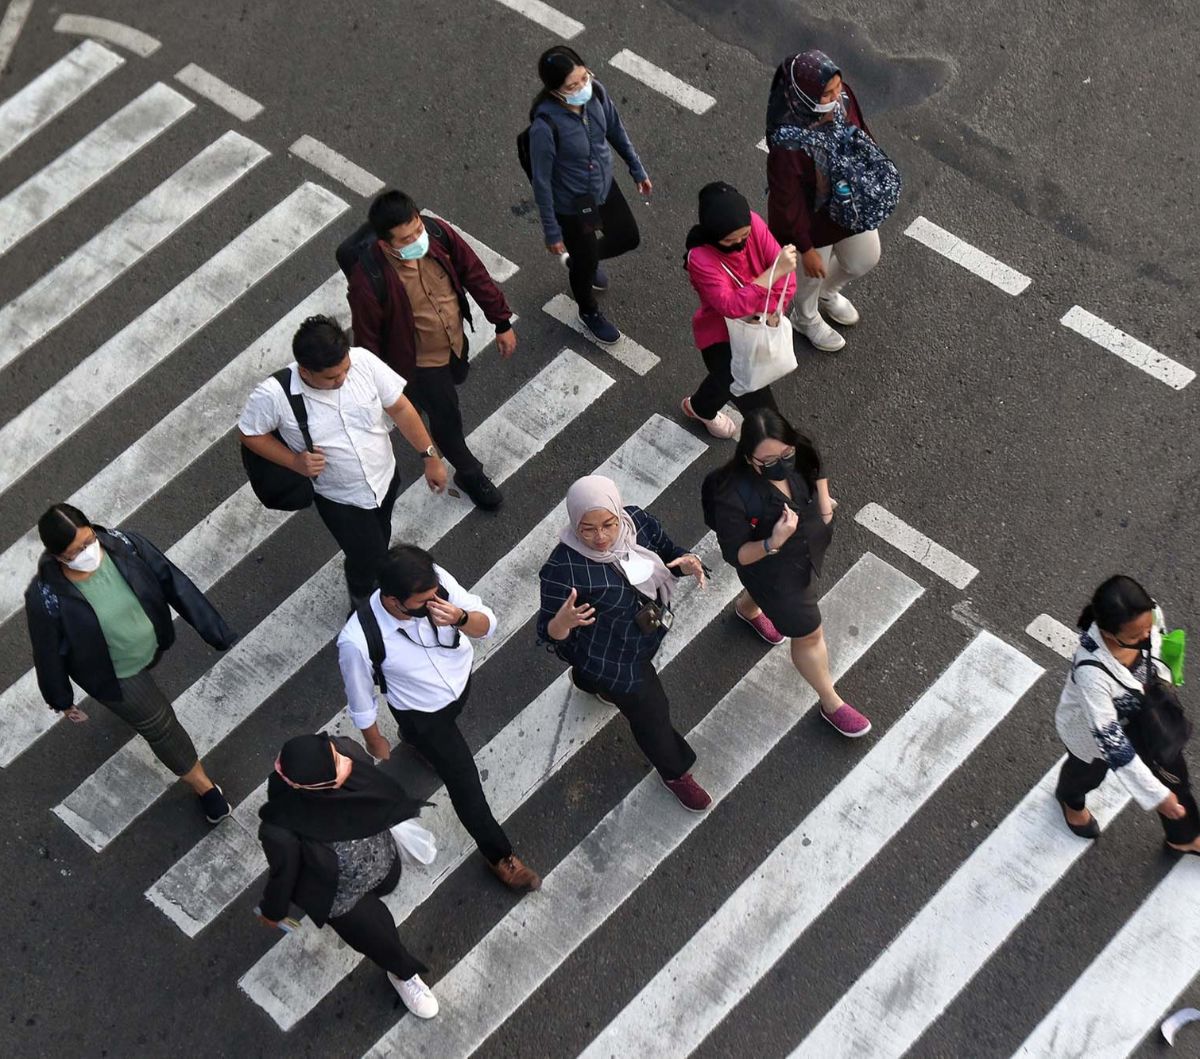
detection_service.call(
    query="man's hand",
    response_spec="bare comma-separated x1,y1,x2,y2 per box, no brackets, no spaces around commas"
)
292,447,326,478
547,241,567,255
363,726,392,762
426,596,464,628
801,248,826,279
495,329,517,359
424,457,448,494
637,178,653,197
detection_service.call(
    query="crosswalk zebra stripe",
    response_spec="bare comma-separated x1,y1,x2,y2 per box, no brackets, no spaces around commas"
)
0,130,270,375
1013,857,1200,1058
0,179,347,498
0,82,194,257
422,209,518,283
52,351,617,851
579,631,1043,1059
794,762,1131,1059
362,550,923,1058
542,293,661,375
0,40,123,163
240,530,736,1028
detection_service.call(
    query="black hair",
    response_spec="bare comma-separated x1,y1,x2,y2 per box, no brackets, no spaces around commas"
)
529,45,586,120
292,314,350,372
378,544,439,602
1077,575,1154,633
719,408,821,487
367,189,419,240
37,503,91,555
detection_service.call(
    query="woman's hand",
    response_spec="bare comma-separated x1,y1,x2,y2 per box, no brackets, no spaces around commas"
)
667,554,706,587
801,248,826,279
548,588,596,640
547,241,567,255
62,705,88,723
769,507,799,549
1158,792,1188,820
636,178,653,197
777,243,799,275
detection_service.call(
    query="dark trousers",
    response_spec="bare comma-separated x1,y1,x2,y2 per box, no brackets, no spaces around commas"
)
404,351,481,479
327,856,427,980
390,684,512,864
557,181,640,313
313,468,402,602
102,668,199,776
689,341,782,422
1056,745,1200,845
571,661,696,781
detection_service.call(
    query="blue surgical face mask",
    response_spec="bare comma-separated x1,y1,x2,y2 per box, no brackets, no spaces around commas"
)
563,79,593,106
392,229,429,261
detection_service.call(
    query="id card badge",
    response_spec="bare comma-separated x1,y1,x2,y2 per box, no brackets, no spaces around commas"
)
659,607,674,631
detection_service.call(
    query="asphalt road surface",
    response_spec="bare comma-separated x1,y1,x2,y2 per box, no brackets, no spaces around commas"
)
1,1,1198,1057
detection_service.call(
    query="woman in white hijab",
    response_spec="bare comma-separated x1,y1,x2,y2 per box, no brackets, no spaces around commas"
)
537,475,711,811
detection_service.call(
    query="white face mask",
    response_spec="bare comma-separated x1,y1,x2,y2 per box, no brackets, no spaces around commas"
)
64,539,102,573
811,97,840,114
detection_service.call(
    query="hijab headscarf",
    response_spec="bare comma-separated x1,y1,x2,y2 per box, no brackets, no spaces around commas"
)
259,733,422,842
766,50,843,136
559,475,676,603
684,181,752,253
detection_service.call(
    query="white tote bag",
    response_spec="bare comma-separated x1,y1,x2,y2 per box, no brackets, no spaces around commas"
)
720,252,797,397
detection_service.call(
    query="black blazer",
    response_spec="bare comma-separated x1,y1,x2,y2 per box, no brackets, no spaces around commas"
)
24,526,237,709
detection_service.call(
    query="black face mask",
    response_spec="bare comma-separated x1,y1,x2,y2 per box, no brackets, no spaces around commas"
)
759,453,795,481
400,584,447,620
1114,634,1152,651
717,238,748,254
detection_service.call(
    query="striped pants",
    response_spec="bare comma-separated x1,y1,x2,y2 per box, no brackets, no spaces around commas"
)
100,668,199,776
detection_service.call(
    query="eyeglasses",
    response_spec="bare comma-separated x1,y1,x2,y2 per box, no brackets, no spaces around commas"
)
578,517,620,538
751,447,795,469
59,530,98,562
562,70,591,94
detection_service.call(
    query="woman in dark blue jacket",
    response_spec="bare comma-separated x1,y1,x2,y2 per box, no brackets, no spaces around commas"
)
529,45,652,345
24,503,237,823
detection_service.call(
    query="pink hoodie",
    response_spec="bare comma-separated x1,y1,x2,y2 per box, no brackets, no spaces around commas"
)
686,211,795,351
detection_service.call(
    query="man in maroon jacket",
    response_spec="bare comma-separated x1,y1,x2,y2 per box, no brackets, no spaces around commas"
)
347,190,517,510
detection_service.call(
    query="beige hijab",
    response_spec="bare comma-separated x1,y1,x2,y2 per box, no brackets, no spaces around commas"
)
560,475,675,602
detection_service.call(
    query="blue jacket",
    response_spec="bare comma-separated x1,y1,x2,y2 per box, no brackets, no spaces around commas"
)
529,81,648,245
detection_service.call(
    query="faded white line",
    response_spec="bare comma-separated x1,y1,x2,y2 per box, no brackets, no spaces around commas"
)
174,63,262,121
608,48,715,115
489,0,582,39
854,502,978,589
904,215,1031,296
289,134,383,197
1025,613,1077,660
1060,305,1194,390
53,13,159,56
542,293,660,374
0,0,34,75
0,82,193,258
0,39,122,163
423,208,518,282
1013,857,1200,1059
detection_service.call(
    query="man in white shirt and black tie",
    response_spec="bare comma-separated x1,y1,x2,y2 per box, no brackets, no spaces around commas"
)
336,544,541,892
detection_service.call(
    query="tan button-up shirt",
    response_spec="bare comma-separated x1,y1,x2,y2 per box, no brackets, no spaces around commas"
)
387,253,465,367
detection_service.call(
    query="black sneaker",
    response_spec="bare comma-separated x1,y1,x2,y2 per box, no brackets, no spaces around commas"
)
578,309,621,345
200,784,231,824
591,265,610,291
453,469,503,510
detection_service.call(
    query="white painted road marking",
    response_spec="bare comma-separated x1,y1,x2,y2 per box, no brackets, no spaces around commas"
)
796,763,1128,1058
53,354,618,852
362,552,923,1058
489,0,583,39
0,39,122,163
0,180,347,499
904,215,1032,296
1060,305,1194,390
423,209,518,282
52,13,160,56
0,0,34,75
234,535,736,1025
1013,857,1200,1059
174,63,263,121
289,134,384,197
854,502,979,589
542,293,661,374
0,82,194,258
583,632,1043,1059
1025,613,1078,660
608,48,715,115
0,130,269,375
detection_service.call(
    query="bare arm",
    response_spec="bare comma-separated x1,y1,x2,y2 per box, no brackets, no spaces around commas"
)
384,394,447,494
239,431,325,477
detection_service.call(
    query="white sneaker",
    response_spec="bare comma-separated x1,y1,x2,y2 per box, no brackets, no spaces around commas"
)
389,972,439,1018
819,292,860,326
795,316,846,352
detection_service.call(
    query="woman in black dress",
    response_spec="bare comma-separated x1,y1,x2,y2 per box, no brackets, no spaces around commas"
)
704,408,870,737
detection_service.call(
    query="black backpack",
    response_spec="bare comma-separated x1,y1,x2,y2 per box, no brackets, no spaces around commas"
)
241,368,316,511
517,114,558,183
354,597,389,695
335,215,454,306
1073,657,1193,763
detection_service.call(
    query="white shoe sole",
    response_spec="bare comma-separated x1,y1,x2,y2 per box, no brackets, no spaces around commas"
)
576,311,621,346
819,298,860,326
805,330,846,352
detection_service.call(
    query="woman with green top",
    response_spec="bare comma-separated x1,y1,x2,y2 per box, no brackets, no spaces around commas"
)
24,503,238,823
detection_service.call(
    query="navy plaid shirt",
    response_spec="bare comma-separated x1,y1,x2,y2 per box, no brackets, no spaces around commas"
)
537,507,688,695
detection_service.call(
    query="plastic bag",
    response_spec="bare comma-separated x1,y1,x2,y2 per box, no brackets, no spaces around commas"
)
390,819,437,866
725,252,797,397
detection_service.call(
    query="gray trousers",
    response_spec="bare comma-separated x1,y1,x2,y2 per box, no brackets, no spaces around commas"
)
100,669,198,776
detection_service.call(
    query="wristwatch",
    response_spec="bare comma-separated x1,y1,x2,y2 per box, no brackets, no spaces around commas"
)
420,444,438,460
455,609,470,628
763,539,780,557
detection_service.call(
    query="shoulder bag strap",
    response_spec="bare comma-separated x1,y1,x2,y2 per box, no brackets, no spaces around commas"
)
273,368,314,453
353,598,388,695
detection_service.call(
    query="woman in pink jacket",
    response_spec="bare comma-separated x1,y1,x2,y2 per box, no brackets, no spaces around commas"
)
680,182,799,440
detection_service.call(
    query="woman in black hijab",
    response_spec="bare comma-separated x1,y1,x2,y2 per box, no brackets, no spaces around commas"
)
256,733,439,1018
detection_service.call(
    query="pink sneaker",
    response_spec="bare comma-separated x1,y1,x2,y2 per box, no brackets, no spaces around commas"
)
821,703,872,738
681,396,737,440
736,607,785,645
662,772,712,812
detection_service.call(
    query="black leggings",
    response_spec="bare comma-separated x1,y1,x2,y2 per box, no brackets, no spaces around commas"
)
556,181,640,313
326,856,427,980
689,341,782,422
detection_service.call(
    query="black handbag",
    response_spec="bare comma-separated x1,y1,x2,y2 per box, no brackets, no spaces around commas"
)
241,368,316,511
1075,653,1192,763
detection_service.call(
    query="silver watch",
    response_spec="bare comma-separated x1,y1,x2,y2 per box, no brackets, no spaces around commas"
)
420,445,437,459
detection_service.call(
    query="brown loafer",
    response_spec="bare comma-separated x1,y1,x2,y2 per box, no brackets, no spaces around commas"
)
488,853,542,892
